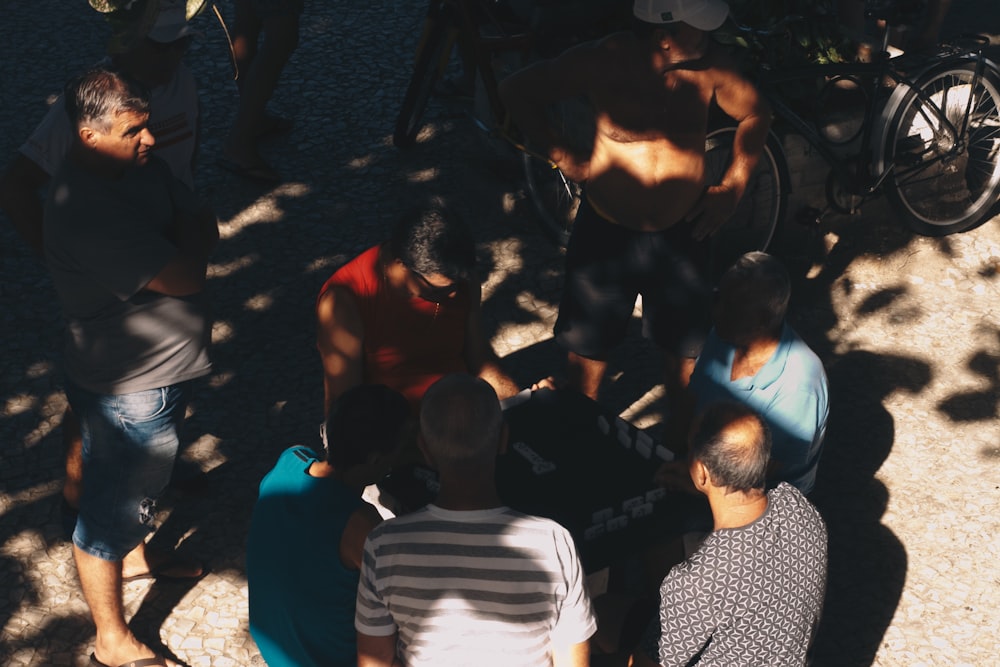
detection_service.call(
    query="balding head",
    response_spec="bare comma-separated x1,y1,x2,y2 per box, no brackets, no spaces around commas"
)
689,402,770,493
420,374,504,469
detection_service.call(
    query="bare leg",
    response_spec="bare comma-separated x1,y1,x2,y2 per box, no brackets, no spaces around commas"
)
567,352,607,401
231,0,262,90
662,354,696,453
74,545,179,667
62,407,83,509
224,9,300,168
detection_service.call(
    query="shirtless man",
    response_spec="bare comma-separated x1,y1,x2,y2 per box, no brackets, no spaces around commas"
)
500,0,771,412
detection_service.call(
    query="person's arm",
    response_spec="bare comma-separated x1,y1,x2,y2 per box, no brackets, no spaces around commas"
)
316,284,364,414
357,632,402,667
339,504,382,570
688,61,772,241
552,640,590,667
144,204,218,296
462,278,520,399
0,154,49,256
499,40,600,182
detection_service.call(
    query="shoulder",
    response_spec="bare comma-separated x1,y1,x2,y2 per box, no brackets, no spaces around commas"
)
555,31,634,70
769,484,827,533
320,246,380,294
366,506,431,542
699,46,759,95
779,327,828,384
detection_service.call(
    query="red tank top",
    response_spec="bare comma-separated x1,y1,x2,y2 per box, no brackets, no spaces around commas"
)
318,245,471,408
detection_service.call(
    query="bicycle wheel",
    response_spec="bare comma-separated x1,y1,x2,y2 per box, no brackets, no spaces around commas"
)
882,61,1000,235
704,126,788,278
521,97,593,247
522,151,581,247
393,5,455,148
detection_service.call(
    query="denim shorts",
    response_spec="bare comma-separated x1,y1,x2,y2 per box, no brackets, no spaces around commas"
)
65,380,192,561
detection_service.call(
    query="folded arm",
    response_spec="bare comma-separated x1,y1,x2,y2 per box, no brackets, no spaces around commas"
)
144,204,219,296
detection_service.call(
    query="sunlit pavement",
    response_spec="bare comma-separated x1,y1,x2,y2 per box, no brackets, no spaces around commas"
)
1,2,999,665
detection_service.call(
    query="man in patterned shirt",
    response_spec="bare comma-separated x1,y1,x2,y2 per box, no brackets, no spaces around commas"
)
634,402,827,667
355,373,596,667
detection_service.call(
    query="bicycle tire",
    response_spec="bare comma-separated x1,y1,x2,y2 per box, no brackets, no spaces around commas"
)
704,126,789,278
521,96,594,247
522,151,581,247
881,61,1000,235
393,6,455,148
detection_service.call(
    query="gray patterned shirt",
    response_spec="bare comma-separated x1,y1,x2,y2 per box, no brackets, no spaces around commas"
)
642,483,828,666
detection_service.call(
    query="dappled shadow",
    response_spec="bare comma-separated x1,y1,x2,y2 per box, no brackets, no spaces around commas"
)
3,0,1000,664
809,350,930,667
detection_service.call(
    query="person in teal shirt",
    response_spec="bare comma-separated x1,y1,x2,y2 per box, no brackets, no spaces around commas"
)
688,252,829,495
247,384,408,666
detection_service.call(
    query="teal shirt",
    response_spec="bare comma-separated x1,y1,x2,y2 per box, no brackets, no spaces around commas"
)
689,323,829,494
247,446,363,666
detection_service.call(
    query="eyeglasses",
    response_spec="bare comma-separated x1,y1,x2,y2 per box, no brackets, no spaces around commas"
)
409,269,459,303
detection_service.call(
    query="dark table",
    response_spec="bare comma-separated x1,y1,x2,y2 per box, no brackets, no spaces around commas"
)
378,388,707,573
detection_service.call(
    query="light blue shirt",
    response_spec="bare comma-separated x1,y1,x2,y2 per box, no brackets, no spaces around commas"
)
689,323,829,494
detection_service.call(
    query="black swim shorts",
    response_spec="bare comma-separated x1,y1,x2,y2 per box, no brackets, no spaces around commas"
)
553,197,711,360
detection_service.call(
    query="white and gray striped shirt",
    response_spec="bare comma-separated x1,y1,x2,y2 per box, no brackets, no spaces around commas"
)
356,505,597,666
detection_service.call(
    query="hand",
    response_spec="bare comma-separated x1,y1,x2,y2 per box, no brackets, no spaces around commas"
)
654,460,697,495
531,376,557,391
687,184,740,241
550,147,590,183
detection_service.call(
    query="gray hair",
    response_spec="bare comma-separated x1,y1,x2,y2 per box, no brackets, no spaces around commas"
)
64,65,151,133
419,374,503,468
689,401,771,493
720,251,790,335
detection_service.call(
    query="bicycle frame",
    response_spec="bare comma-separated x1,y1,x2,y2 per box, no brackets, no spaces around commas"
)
759,49,992,209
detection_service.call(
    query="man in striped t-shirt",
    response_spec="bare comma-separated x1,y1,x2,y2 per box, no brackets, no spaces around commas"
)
355,374,597,667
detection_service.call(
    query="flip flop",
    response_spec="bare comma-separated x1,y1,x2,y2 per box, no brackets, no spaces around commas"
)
217,156,282,184
122,551,207,583
90,652,167,667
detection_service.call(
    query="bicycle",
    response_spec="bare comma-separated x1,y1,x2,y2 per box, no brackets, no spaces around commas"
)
728,2,1000,238
392,0,627,245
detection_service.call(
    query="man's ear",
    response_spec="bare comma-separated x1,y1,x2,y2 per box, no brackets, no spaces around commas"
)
689,459,710,492
78,126,99,147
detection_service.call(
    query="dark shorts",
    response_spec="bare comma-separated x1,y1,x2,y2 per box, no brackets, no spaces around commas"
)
554,197,711,360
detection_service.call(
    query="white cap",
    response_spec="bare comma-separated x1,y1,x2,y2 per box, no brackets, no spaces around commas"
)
633,0,729,31
146,0,195,43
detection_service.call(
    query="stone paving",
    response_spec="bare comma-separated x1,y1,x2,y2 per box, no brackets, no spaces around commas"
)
2,1,1000,666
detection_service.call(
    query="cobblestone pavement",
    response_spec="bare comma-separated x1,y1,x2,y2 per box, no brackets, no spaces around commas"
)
2,2,999,666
